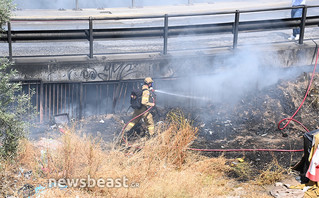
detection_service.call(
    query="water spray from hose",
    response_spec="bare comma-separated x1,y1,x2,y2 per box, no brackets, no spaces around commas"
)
155,90,211,101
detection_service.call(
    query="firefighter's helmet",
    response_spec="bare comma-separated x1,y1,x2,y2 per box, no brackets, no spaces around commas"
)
144,77,154,84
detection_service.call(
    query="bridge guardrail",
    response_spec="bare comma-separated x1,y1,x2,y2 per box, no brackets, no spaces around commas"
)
1,5,319,60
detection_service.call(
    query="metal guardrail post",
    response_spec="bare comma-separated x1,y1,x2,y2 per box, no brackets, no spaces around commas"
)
89,17,94,58
40,81,43,123
131,0,135,8
75,0,79,10
79,82,83,119
299,5,307,44
163,14,168,55
233,10,240,49
7,22,12,61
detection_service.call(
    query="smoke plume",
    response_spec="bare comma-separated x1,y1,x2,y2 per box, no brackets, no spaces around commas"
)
155,45,311,108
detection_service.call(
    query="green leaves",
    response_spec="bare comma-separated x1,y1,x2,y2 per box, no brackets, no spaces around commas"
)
0,59,34,159
0,0,13,31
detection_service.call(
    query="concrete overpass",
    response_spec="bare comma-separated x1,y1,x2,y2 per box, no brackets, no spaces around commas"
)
2,1,319,121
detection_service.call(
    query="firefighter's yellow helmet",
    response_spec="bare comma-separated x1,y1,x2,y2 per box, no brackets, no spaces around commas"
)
144,77,154,84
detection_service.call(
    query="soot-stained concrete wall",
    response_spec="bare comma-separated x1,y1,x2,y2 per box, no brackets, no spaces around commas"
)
11,39,319,82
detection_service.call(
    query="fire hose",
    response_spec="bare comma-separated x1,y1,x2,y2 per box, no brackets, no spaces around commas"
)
120,48,319,153
278,47,319,133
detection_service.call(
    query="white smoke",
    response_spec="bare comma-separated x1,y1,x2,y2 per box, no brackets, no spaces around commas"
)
155,45,311,107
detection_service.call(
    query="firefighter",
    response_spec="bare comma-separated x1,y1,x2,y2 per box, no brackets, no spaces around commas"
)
124,77,155,136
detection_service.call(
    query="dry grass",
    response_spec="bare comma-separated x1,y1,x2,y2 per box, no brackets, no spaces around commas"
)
228,158,254,181
254,157,286,186
1,110,275,197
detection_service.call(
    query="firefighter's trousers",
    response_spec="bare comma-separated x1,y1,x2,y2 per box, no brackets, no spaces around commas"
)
124,106,155,135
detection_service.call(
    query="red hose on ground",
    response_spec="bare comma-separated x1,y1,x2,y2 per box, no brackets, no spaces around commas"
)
187,148,304,152
278,48,319,132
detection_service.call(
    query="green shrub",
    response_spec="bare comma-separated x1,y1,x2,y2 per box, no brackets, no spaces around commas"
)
0,60,35,159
